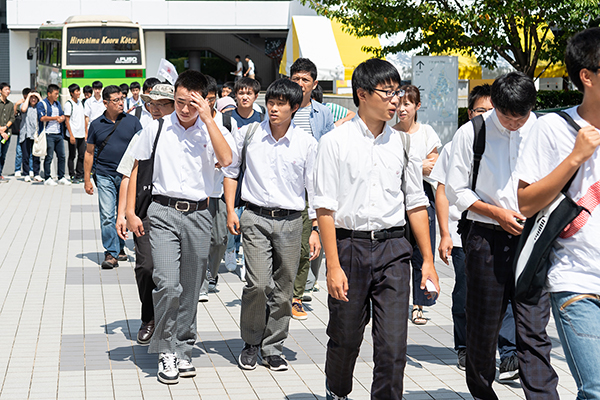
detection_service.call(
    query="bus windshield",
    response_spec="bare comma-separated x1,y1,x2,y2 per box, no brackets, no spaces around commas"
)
66,26,141,66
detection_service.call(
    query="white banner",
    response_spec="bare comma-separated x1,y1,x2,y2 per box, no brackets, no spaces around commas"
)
157,58,178,85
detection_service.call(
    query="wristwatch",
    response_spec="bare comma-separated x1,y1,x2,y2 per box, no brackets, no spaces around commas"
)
311,226,319,234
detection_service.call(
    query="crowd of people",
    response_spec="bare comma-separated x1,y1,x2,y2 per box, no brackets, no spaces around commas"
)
1,26,599,400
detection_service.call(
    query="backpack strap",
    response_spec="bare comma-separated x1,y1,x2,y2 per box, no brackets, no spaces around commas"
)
135,105,143,120
554,110,583,193
223,110,232,133
470,114,486,191
239,122,260,179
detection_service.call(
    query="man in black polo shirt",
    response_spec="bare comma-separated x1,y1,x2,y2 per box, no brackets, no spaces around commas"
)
84,85,142,269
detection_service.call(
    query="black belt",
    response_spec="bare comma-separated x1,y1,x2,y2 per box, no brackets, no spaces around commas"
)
336,226,405,241
246,202,301,218
153,195,208,212
472,221,506,232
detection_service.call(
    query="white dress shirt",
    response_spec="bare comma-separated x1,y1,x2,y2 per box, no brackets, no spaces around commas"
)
84,96,106,127
515,107,600,294
313,115,429,231
211,110,238,198
222,119,318,218
429,142,461,247
446,110,537,225
129,111,231,201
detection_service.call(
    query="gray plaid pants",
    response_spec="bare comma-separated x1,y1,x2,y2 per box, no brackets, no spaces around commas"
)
147,201,212,361
239,208,303,357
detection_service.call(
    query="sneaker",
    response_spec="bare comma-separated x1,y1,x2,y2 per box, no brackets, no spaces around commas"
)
24,176,31,183
208,276,218,292
302,290,312,302
238,343,259,370
33,175,43,182
225,250,237,272
498,354,519,382
326,381,348,400
58,177,72,185
240,258,246,282
313,282,320,292
263,355,288,371
198,292,209,302
177,358,196,378
457,348,466,371
14,171,21,178
292,299,308,320
117,249,128,261
44,178,57,186
29,171,34,178
101,253,119,269
158,353,179,384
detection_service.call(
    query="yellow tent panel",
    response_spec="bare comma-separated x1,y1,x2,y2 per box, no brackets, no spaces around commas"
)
330,20,382,81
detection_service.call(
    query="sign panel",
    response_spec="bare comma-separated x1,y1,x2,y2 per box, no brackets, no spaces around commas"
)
412,56,459,145
66,27,141,66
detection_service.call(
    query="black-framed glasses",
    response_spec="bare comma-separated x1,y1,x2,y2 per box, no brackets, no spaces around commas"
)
373,88,405,99
108,97,124,105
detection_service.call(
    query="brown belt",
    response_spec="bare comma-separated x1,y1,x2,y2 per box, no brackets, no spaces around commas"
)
560,294,600,311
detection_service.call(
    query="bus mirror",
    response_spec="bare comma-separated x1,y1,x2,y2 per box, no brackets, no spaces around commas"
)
27,47,36,60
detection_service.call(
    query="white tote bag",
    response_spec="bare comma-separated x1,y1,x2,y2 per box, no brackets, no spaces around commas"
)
32,101,48,158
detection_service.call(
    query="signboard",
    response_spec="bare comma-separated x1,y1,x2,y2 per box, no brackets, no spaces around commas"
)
66,27,141,66
412,56,459,145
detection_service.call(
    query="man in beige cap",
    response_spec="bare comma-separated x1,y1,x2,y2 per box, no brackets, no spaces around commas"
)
116,83,175,345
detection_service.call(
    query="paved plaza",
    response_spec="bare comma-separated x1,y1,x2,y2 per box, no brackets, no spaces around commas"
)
0,167,578,400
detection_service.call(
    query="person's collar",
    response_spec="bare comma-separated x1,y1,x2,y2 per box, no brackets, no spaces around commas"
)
172,111,203,131
266,120,294,143
354,113,388,140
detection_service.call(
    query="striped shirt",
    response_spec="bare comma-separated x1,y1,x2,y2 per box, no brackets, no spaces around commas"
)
293,105,312,136
326,102,349,123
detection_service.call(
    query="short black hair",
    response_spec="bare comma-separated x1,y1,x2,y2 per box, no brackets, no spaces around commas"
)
351,58,400,107
119,83,129,96
491,72,536,117
221,81,235,98
68,83,80,94
265,78,303,114
47,84,60,94
0,82,10,91
22,88,31,97
92,81,103,90
205,75,218,95
174,70,208,97
468,84,492,111
235,55,241,60
102,85,122,101
234,77,260,95
311,84,323,103
143,77,161,94
130,81,141,90
565,27,600,92
83,85,92,95
245,55,250,59
290,58,318,81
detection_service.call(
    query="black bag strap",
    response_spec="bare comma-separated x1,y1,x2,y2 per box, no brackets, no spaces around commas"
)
470,114,486,191
135,106,143,120
553,110,583,193
151,118,164,160
223,110,232,133
238,122,260,180
95,113,124,161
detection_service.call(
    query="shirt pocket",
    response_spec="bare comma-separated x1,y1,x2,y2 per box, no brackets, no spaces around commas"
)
382,167,403,196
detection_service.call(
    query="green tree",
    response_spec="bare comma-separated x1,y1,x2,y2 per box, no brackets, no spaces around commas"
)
302,0,600,78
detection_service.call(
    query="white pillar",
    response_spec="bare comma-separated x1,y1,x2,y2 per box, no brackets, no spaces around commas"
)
144,31,166,81
9,30,31,95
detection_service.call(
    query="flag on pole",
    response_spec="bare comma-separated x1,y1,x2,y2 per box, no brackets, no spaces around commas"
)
157,58,178,84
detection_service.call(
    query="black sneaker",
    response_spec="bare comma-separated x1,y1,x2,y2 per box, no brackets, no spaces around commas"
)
101,253,119,269
457,348,466,371
498,354,519,382
238,343,259,370
263,355,288,371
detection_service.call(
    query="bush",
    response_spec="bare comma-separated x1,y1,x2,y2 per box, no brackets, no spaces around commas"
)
535,90,583,111
458,107,469,128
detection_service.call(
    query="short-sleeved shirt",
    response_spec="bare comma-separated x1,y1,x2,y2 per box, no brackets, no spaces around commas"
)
84,96,106,127
87,112,142,177
247,60,255,75
232,108,262,128
325,103,349,123
64,99,85,138
515,106,600,294
236,61,243,77
406,123,441,186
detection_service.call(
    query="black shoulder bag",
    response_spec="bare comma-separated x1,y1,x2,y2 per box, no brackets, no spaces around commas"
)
134,118,164,220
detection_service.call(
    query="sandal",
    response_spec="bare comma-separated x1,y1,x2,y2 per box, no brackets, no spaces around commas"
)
411,307,427,325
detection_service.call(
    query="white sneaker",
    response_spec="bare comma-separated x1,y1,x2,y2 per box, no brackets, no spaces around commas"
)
225,250,237,272
29,171,34,178
198,292,209,302
177,358,196,377
58,177,72,185
44,178,57,186
33,175,43,182
158,353,179,384
24,175,31,182
14,171,21,178
240,261,246,282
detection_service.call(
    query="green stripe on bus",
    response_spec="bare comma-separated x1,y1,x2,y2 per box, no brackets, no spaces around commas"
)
61,69,146,79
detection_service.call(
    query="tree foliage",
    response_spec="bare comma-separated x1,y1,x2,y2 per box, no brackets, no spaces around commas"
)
302,0,600,77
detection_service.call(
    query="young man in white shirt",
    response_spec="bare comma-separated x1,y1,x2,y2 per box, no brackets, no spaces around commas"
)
234,55,243,82
244,55,255,79
84,80,106,136
125,70,232,385
314,59,439,400
64,84,86,183
126,81,143,113
223,78,320,372
446,72,558,400
516,27,600,399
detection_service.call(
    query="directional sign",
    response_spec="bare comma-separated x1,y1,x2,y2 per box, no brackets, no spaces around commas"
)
411,56,459,145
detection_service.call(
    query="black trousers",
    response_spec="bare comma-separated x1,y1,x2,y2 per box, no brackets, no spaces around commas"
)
464,224,558,400
20,138,40,176
67,138,86,179
326,235,412,400
133,216,156,323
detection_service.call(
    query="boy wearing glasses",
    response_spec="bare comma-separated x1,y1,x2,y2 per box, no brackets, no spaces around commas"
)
84,85,142,269
314,59,439,400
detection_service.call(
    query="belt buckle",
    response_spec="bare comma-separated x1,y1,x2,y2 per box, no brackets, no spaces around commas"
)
270,209,277,218
371,231,376,240
175,201,190,212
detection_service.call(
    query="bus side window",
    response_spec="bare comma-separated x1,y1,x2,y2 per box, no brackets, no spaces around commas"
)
51,42,60,67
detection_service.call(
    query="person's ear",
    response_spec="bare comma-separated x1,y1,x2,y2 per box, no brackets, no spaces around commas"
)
357,88,368,103
580,69,595,89
313,80,319,91
291,104,300,114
